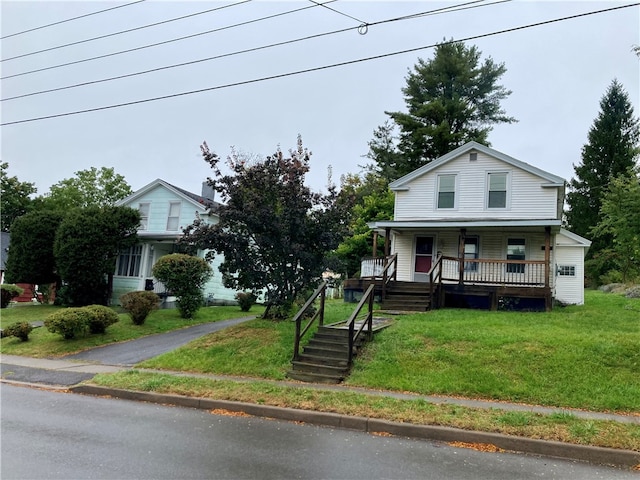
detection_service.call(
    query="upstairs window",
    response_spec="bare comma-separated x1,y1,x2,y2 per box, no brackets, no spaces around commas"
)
166,202,181,231
437,174,456,209
506,238,525,274
138,203,150,230
488,172,508,208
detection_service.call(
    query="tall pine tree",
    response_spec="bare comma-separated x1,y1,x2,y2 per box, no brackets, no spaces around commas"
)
384,40,516,178
566,79,640,252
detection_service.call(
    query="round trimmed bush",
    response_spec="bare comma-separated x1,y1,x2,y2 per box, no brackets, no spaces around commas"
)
3,321,33,341
120,290,160,325
85,304,120,334
45,308,91,339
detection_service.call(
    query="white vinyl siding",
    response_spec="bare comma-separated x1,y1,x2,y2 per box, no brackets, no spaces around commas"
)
554,242,587,305
393,152,559,220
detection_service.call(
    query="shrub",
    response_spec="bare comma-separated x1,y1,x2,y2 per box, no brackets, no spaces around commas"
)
45,308,91,339
152,254,212,319
85,304,120,333
235,292,256,312
175,293,204,320
120,291,160,325
3,321,33,341
1,284,24,308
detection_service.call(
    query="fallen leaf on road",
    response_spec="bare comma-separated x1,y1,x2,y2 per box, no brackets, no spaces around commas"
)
448,441,505,453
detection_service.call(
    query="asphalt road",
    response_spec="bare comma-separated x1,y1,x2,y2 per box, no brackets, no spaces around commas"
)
61,316,255,365
2,385,635,480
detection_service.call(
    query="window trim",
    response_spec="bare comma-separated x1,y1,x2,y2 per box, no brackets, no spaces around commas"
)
557,265,576,277
506,237,526,274
486,171,510,209
463,236,479,272
138,202,150,230
436,173,457,210
116,245,143,277
166,201,181,231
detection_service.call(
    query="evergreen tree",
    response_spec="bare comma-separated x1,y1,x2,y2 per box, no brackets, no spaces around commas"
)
4,210,64,286
54,206,140,306
385,40,515,177
566,79,640,254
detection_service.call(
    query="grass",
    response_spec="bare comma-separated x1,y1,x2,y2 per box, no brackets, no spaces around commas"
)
4,291,640,451
138,299,361,378
138,290,640,413
0,303,264,357
91,370,640,451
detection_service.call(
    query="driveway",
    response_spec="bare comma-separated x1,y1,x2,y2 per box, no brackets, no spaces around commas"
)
62,316,255,366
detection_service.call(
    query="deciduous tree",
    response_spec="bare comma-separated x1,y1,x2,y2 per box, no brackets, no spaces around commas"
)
589,170,640,283
38,166,132,210
183,136,348,319
0,162,36,232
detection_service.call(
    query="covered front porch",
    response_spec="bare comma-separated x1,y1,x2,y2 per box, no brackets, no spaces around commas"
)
349,220,561,311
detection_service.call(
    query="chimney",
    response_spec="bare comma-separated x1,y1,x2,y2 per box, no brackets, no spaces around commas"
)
201,181,215,202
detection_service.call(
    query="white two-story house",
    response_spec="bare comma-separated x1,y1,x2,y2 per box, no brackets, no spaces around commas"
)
364,141,591,310
112,179,239,305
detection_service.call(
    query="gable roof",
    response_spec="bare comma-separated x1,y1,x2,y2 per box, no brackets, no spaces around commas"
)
557,228,592,248
389,141,566,190
116,179,222,212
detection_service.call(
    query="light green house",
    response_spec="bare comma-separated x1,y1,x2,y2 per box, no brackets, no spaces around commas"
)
112,179,238,306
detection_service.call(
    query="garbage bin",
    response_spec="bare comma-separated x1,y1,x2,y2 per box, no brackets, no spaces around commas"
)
144,279,154,291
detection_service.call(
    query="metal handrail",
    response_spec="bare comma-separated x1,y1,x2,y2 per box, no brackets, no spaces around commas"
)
292,281,327,361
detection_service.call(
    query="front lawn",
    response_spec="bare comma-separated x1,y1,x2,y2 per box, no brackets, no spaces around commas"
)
138,290,640,413
0,304,264,357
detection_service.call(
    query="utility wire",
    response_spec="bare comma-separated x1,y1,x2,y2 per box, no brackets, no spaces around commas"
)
2,0,498,101
2,3,636,127
1,0,252,62
0,1,338,80
1,0,492,89
0,1,146,40
307,0,367,25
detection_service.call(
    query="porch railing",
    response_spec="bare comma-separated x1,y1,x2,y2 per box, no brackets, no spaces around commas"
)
440,256,547,286
359,255,547,288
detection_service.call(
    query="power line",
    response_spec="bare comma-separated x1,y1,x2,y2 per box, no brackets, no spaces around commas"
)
1,0,252,63
307,0,367,25
0,1,146,40
1,0,496,95
2,3,636,127
0,1,338,80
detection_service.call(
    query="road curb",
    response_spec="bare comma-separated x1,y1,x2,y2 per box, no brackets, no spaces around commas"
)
70,384,640,468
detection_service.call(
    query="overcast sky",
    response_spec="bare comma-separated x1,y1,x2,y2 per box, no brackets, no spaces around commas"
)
1,1,638,199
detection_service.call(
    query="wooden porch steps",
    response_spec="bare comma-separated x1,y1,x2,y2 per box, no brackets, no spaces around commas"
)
382,281,432,311
286,326,364,384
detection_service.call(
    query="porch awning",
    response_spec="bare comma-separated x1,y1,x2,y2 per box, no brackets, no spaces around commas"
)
368,219,563,235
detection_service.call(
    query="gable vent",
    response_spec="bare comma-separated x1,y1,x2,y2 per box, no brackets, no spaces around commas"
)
469,152,478,161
